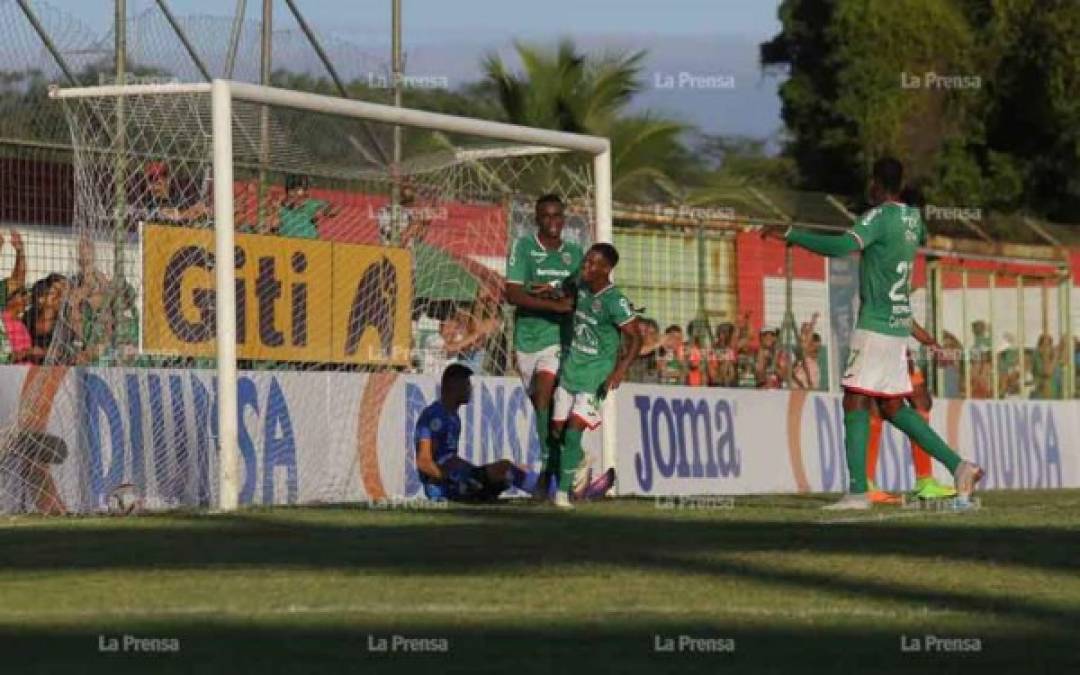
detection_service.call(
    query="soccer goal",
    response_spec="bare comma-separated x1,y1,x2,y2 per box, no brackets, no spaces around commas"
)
0,80,612,514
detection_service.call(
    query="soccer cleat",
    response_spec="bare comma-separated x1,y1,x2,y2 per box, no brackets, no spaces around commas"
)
866,488,901,505
532,472,552,502
821,493,871,511
953,461,985,500
574,468,616,501
553,491,574,509
912,476,957,500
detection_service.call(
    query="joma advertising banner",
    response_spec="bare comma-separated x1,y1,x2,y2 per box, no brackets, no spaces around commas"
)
615,384,1079,496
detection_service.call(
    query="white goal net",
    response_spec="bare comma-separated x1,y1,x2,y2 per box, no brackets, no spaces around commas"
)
0,81,610,514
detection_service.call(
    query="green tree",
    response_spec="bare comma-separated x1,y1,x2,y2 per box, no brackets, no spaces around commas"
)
978,0,1080,221
761,0,1080,222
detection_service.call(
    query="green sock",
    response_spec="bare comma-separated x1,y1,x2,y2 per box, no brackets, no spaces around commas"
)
843,409,870,494
888,406,962,474
558,428,584,496
536,407,552,473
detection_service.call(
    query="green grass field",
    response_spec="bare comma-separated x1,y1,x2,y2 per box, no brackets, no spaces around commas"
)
2,491,1079,674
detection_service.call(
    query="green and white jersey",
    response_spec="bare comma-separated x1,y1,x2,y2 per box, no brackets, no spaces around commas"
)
560,283,636,395
506,234,584,353
850,201,926,338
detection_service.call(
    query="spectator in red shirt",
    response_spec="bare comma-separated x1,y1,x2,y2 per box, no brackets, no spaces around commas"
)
2,285,41,364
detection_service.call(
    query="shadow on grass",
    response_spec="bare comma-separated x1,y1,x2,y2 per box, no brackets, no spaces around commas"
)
1,501,1078,660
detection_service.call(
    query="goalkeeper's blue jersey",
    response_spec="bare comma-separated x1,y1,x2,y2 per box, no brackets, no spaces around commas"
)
414,401,461,482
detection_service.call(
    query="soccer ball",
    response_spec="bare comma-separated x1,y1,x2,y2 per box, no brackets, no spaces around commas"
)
107,483,143,516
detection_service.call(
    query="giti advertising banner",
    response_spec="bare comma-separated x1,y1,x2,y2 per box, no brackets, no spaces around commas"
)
142,225,412,366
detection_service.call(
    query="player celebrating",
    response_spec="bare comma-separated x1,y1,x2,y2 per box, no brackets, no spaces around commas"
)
414,364,541,502
504,194,582,497
779,157,983,510
549,243,640,509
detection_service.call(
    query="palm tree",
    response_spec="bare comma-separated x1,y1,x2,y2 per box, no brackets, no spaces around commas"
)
481,39,697,201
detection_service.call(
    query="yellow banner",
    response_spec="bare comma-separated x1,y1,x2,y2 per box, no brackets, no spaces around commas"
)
142,225,412,366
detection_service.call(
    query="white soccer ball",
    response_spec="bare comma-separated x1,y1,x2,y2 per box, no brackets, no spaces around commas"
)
107,483,143,516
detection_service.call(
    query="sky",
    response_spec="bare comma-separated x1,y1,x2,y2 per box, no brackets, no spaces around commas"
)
38,0,786,140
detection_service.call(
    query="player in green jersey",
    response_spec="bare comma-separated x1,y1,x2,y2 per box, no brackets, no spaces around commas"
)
505,194,583,498
775,157,984,510
549,243,641,509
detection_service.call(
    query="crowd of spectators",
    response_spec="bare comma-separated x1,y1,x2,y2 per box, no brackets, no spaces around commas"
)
0,231,141,367
936,320,1075,400
623,312,829,391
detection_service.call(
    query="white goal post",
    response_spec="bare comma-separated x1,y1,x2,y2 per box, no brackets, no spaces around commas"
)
50,79,614,511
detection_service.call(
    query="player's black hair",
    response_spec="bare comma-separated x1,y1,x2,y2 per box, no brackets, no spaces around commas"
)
664,324,682,334
285,174,310,191
535,193,564,210
441,363,473,389
872,157,904,194
588,242,620,268
899,184,926,209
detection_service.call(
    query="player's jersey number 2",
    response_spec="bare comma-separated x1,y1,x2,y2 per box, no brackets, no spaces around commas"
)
889,261,911,302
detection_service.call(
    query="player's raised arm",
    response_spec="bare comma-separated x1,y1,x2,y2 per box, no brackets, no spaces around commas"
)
784,226,862,257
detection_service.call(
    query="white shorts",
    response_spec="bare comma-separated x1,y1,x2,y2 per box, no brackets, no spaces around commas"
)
516,345,561,394
552,386,603,430
842,329,913,397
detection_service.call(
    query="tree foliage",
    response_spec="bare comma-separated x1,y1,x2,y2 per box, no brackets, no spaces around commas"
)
762,0,1080,222
481,39,701,201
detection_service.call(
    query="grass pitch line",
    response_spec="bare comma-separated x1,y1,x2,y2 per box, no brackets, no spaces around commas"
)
818,508,981,525
0,602,963,622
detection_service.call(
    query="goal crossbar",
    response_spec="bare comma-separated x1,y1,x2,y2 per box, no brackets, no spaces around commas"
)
49,80,610,155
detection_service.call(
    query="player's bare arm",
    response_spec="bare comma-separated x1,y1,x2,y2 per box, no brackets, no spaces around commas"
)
505,283,573,313
415,438,443,481
605,318,642,392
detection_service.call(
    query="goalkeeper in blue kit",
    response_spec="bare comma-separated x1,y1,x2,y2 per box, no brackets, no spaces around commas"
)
414,364,540,502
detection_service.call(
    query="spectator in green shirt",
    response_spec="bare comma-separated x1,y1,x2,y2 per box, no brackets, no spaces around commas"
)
278,174,336,239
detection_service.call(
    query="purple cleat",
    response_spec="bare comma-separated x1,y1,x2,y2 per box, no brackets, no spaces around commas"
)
573,468,616,501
